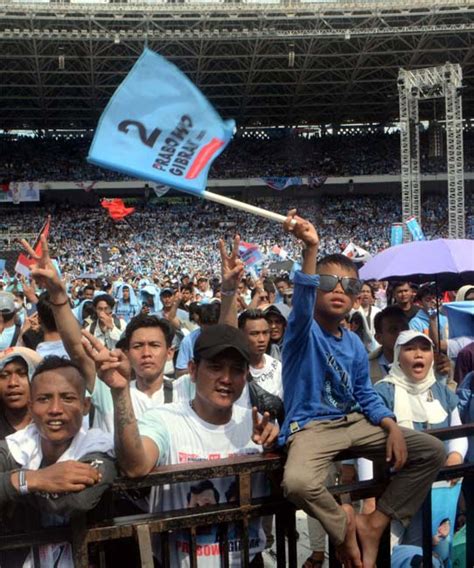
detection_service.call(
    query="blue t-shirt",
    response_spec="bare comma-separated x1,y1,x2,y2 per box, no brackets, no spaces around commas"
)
175,328,201,371
279,271,393,446
409,310,448,339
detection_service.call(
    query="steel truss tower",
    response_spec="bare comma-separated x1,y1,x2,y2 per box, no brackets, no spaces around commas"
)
398,63,465,239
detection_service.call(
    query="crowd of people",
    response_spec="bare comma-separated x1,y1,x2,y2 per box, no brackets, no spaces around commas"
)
2,193,473,282
2,129,474,181
0,205,472,568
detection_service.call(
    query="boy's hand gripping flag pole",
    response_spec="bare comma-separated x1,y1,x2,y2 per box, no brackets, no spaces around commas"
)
87,48,286,224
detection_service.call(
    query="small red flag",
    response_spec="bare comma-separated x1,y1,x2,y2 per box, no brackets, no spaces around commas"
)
101,198,135,221
15,217,50,277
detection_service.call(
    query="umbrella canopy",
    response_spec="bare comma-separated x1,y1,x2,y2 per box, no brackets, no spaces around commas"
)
359,239,474,290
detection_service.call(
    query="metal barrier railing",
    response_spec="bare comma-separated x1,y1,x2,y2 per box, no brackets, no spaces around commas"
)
0,424,472,568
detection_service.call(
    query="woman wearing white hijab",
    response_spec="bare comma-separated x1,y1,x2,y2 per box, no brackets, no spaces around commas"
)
360,330,467,545
375,330,467,470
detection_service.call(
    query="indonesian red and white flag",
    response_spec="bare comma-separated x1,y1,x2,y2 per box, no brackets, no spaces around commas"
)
15,218,50,277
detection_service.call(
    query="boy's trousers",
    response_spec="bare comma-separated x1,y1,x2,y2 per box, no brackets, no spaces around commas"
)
282,412,446,546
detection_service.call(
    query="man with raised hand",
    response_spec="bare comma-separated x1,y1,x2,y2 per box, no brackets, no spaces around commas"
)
213,237,284,422
19,235,188,434
85,322,278,567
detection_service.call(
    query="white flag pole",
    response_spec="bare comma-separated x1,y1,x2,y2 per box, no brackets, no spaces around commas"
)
201,190,287,223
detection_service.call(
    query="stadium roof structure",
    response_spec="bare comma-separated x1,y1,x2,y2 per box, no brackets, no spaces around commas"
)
0,0,473,129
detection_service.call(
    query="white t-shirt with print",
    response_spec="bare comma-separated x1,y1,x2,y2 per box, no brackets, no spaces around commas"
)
139,402,266,567
249,354,283,399
91,378,190,433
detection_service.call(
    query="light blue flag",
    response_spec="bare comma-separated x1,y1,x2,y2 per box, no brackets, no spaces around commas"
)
390,223,403,246
88,48,235,196
443,301,474,338
406,216,425,241
0,259,6,273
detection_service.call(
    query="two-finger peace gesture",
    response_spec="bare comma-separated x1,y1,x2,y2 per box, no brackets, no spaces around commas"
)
219,236,245,291
81,329,130,390
251,407,279,449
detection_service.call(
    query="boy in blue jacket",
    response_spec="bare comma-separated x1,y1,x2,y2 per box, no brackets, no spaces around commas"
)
280,210,445,568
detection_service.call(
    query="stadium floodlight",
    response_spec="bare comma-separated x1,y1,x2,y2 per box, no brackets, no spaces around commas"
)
398,63,465,239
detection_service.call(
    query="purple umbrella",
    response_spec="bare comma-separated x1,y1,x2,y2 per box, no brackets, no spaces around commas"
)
360,239,474,290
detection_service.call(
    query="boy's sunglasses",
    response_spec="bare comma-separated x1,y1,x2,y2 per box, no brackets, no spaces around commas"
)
318,274,362,295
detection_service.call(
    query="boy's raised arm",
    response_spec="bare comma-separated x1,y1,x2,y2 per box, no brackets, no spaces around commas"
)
283,209,319,275
281,210,321,342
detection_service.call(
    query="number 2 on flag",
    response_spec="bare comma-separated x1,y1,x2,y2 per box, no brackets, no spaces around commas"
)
118,120,161,149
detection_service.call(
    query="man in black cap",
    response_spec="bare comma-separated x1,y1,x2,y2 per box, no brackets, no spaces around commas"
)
92,323,278,566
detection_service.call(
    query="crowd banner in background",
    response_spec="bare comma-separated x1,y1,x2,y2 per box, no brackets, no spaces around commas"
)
151,183,171,198
74,181,98,193
406,216,426,241
88,48,235,197
0,182,40,203
261,177,303,191
308,175,327,188
391,223,404,246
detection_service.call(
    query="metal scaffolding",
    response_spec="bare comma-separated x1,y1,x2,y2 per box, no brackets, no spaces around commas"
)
398,63,465,239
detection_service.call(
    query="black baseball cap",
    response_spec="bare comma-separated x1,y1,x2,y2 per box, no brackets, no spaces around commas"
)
194,324,250,362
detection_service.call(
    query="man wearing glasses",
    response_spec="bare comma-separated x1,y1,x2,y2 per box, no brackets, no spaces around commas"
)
280,210,445,568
